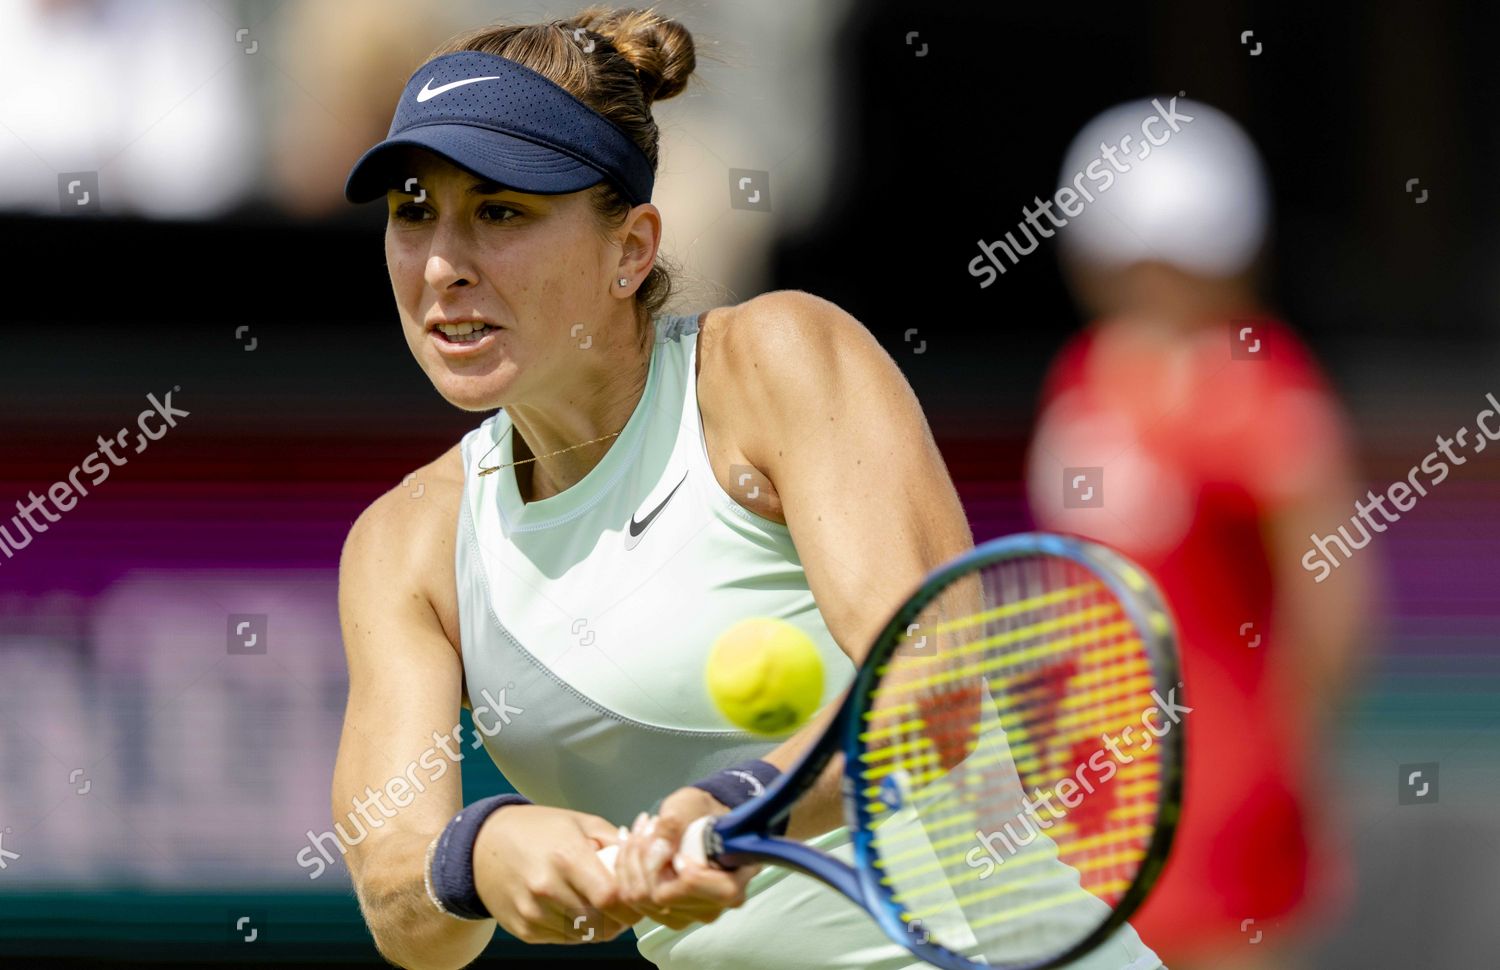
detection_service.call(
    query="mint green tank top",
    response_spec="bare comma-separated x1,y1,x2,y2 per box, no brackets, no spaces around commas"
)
454,311,1160,970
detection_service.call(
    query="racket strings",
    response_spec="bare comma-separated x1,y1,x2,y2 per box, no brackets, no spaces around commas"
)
855,552,1166,965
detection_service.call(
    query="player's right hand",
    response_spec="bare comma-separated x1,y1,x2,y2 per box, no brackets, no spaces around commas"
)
472,804,643,944
615,788,760,930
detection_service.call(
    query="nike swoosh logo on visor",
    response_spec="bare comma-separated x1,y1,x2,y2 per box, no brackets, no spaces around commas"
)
624,471,689,550
416,76,502,102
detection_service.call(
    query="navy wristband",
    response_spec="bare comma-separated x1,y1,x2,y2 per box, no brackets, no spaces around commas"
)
688,759,787,836
425,793,532,920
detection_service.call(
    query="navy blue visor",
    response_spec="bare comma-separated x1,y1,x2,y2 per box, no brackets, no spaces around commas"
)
345,50,654,206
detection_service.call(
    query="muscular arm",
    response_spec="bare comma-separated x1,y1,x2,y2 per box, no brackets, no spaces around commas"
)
334,472,494,970
715,290,976,838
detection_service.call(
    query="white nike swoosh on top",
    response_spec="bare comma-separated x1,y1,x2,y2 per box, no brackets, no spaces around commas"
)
416,76,502,102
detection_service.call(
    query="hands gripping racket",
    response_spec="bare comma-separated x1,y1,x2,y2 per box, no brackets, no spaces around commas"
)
601,532,1183,970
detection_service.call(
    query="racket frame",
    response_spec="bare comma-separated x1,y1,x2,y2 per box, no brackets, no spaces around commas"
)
693,532,1183,970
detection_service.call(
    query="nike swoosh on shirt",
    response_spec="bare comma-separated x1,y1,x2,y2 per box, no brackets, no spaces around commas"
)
416,76,502,102
624,471,688,550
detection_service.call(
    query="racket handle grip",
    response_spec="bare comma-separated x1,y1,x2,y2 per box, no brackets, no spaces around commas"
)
679,815,714,867
595,827,628,872
594,816,714,873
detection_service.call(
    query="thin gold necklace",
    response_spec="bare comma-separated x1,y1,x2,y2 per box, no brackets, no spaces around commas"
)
476,424,622,477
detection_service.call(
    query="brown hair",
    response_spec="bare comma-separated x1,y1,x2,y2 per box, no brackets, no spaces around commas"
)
429,6,699,340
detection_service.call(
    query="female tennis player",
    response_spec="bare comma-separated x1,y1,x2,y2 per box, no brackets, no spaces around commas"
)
332,8,1157,970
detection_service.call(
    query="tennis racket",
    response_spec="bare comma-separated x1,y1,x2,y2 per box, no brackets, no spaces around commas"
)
600,532,1182,970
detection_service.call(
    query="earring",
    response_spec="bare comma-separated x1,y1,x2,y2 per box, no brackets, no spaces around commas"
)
618,277,630,287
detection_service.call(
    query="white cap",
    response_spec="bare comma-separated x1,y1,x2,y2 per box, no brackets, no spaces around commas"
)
1057,97,1270,277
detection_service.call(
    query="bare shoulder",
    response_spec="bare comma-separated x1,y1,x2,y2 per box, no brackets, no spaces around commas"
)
696,291,886,523
340,442,467,653
698,290,889,437
699,290,873,368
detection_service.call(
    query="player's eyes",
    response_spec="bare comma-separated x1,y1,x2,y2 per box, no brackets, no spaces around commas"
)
389,202,519,223
391,201,429,223
478,203,520,222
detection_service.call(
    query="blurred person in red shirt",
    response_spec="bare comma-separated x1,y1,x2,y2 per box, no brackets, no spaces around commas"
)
1025,98,1373,970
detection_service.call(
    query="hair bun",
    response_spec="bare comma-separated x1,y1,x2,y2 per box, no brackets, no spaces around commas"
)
568,5,696,104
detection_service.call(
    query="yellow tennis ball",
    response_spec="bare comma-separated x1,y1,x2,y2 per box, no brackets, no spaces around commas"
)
706,618,825,736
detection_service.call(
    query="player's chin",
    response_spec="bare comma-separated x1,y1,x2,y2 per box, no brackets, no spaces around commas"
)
424,351,518,411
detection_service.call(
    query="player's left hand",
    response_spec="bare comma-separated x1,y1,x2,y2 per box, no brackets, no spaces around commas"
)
614,786,761,930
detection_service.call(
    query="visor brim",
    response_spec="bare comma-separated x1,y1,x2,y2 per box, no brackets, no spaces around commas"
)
344,124,610,203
